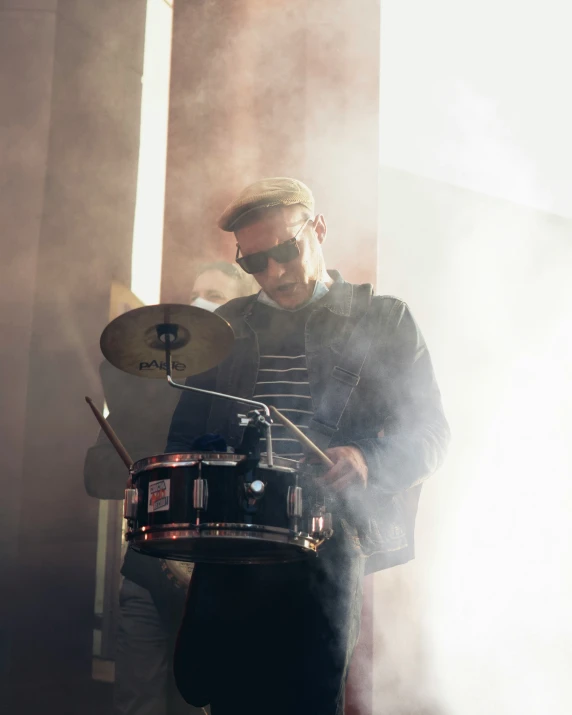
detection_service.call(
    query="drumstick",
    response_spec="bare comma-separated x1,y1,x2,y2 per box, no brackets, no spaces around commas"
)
269,405,334,469
85,396,133,470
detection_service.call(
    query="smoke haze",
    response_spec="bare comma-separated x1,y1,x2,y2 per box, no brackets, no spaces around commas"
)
3,1,571,713
375,2,572,710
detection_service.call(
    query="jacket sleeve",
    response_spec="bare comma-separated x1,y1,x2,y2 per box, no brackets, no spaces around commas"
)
352,299,450,494
165,366,218,452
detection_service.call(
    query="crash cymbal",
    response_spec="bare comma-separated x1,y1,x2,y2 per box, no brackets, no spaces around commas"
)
100,304,234,379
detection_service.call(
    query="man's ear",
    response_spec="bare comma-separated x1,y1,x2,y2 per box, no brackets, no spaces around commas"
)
313,214,327,244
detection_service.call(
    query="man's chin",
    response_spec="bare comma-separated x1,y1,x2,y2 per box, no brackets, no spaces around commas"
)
269,284,311,309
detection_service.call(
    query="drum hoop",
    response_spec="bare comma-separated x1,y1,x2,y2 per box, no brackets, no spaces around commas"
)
134,460,199,473
128,525,326,563
132,522,294,535
131,452,246,473
128,524,323,546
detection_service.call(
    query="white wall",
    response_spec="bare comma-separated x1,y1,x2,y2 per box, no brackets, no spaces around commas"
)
375,2,572,711
379,0,572,219
373,166,572,714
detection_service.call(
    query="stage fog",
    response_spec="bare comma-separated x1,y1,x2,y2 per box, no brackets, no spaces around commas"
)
1,2,571,714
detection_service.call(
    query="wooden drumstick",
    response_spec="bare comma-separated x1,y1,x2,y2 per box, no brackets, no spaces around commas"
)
269,405,334,469
85,396,133,470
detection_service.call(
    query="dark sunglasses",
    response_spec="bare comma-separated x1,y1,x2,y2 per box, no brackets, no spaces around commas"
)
235,218,312,274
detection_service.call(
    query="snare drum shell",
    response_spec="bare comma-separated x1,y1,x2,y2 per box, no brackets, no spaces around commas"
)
131,453,298,530
127,453,325,564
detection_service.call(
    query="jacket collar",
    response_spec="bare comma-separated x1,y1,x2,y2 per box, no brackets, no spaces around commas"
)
319,271,353,316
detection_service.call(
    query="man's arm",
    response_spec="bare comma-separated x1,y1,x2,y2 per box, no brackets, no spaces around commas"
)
316,299,449,494
352,299,450,493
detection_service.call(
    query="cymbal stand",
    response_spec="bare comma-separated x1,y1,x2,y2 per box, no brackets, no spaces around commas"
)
158,323,274,467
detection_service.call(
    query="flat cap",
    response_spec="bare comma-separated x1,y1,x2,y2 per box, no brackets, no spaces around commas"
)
217,177,314,232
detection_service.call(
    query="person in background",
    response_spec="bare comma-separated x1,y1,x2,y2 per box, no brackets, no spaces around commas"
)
190,260,256,311
84,262,255,715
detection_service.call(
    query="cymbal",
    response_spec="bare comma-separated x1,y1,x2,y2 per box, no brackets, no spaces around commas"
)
100,304,234,379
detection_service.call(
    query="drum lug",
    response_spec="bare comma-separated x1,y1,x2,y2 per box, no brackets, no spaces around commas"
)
124,488,138,519
287,485,303,519
310,509,333,540
193,478,208,511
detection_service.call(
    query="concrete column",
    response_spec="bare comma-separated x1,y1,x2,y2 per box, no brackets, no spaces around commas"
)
0,2,145,711
162,0,380,302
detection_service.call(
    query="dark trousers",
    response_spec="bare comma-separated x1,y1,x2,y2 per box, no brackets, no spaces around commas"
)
174,547,364,715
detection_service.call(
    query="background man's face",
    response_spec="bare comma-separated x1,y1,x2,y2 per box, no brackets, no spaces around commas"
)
235,206,325,309
190,269,241,305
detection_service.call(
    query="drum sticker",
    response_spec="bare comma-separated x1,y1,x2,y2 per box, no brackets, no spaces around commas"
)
148,479,170,513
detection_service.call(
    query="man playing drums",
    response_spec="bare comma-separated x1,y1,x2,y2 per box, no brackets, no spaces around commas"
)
168,177,450,715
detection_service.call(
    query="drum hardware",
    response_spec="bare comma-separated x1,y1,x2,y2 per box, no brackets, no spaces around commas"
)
243,478,266,512
237,411,272,462
97,302,275,466
238,414,255,427
192,460,208,525
192,475,208,516
160,320,275,463
88,304,337,566
159,315,275,464
310,506,334,540
287,485,303,518
245,479,265,498
287,483,303,531
124,487,138,519
165,368,274,467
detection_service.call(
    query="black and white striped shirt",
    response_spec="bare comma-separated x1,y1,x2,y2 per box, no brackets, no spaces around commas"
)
253,353,313,456
250,301,320,457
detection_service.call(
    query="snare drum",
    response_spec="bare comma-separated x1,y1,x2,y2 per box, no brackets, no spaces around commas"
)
124,452,332,564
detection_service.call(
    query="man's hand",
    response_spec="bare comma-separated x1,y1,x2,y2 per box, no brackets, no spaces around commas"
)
314,446,368,492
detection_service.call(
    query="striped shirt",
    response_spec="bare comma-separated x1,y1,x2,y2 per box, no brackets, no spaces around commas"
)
250,301,318,457
253,353,313,456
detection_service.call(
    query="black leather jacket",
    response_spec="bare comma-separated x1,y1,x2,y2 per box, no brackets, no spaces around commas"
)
167,272,450,573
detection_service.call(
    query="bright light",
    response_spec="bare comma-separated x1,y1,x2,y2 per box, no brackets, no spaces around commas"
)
131,0,173,305
376,4,572,712
425,321,572,715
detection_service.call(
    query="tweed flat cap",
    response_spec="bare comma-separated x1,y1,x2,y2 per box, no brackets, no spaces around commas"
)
218,177,314,232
